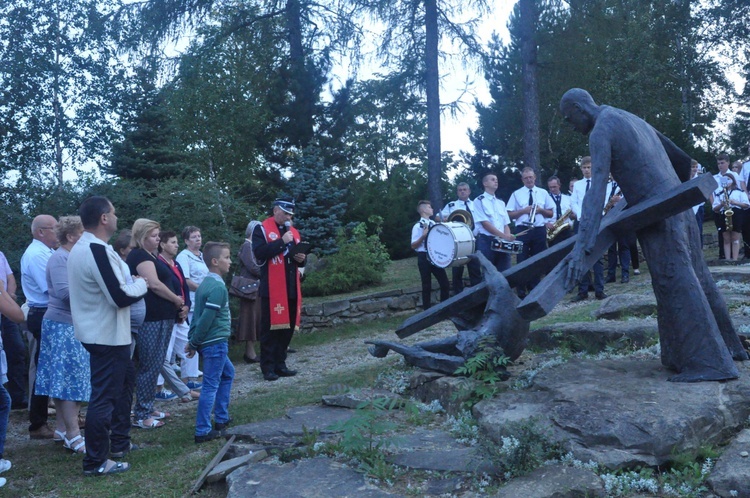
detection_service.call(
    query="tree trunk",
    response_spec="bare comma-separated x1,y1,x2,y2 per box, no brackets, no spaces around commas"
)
519,0,540,182
424,0,442,211
286,0,314,147
53,0,64,189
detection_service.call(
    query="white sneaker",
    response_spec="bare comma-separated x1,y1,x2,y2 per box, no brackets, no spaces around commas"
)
0,459,10,473
0,476,6,487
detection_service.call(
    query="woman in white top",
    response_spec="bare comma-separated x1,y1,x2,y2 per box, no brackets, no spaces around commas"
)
713,174,750,261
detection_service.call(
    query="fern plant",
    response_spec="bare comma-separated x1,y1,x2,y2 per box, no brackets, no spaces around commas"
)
454,336,511,407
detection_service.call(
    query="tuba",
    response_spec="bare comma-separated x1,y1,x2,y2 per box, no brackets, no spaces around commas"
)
447,209,474,231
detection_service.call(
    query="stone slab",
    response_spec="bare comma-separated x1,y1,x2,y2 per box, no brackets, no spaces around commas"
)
529,319,658,351
227,405,355,445
493,463,606,498
226,456,394,497
710,265,750,283
322,388,403,409
207,451,267,483
707,428,750,498
592,293,657,320
474,358,750,470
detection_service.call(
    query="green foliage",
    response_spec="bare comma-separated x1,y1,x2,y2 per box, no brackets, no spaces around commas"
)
289,146,347,255
473,0,733,185
302,220,390,296
483,419,562,478
0,0,125,186
454,336,511,408
326,398,400,482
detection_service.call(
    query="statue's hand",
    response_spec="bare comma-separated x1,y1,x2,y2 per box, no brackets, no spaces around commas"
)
565,249,585,291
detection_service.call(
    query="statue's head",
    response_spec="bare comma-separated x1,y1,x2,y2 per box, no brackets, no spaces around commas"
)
560,88,597,135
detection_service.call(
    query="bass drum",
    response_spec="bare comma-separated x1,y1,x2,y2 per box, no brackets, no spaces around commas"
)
426,222,475,268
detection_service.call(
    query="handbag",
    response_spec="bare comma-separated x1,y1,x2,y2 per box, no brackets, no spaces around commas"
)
229,275,259,300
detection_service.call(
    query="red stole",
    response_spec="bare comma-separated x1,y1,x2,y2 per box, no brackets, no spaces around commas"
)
262,217,302,331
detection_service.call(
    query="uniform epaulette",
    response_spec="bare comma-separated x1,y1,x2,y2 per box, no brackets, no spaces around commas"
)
447,202,455,208
477,194,485,201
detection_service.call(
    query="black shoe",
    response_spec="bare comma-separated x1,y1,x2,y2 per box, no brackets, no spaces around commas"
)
243,355,260,364
621,277,629,284
571,294,588,303
215,418,233,432
276,368,297,377
286,348,297,354
263,372,279,381
605,276,616,283
595,292,608,300
195,430,223,444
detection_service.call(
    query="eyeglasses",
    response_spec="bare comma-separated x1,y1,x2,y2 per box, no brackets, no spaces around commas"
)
39,227,56,231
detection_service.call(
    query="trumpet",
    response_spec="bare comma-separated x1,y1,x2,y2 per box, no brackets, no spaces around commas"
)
528,203,538,224
547,208,573,243
723,186,734,232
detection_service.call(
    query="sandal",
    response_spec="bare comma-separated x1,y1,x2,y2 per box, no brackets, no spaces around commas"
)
180,390,200,403
132,418,165,429
83,459,130,477
53,430,66,443
150,411,170,420
64,434,86,454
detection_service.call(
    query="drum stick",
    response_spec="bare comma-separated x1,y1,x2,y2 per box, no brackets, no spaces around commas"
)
514,227,532,237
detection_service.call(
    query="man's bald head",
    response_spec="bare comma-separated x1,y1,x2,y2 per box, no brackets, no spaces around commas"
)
31,214,59,249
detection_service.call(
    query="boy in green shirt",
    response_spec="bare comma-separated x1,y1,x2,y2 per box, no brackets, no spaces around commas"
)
186,242,234,443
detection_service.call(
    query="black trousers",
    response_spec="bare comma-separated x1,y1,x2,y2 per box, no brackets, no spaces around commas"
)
81,343,135,472
451,257,481,293
1,315,27,406
515,226,547,296
417,252,449,309
260,297,297,375
26,307,48,431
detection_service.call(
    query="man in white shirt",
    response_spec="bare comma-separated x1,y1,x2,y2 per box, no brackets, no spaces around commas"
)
570,157,606,301
545,176,575,246
507,167,554,296
68,196,147,476
21,214,58,439
411,201,449,310
472,172,517,273
604,177,632,283
439,183,481,293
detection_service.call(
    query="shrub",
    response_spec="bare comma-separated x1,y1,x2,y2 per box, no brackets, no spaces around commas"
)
302,217,390,296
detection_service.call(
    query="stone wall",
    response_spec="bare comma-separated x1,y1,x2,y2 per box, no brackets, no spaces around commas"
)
300,286,439,333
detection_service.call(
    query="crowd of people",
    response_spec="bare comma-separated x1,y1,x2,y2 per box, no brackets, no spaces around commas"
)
411,149,750,308
0,195,307,484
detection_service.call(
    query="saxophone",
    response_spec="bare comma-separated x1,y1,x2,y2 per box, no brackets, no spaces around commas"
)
603,188,621,215
547,208,573,243
723,186,734,232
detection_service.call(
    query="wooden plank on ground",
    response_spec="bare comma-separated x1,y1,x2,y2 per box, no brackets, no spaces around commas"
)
190,435,236,495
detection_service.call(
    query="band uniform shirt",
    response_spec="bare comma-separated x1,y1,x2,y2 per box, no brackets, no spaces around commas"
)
411,217,434,253
439,199,475,222
571,177,609,222
741,160,750,191
506,186,554,227
545,192,573,225
712,188,749,212
604,180,626,211
472,193,511,237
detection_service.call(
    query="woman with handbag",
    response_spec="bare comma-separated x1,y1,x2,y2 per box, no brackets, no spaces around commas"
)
234,221,262,363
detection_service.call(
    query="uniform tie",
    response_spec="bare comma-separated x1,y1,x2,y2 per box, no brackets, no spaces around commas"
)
464,200,471,215
586,179,590,192
609,181,618,199
554,195,562,219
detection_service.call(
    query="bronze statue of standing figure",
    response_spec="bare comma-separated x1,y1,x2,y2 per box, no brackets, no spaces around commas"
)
560,88,748,382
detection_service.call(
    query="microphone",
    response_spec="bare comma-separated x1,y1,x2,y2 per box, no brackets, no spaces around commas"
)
284,221,295,251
